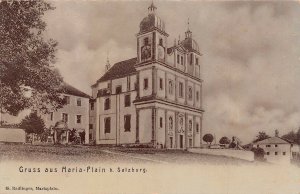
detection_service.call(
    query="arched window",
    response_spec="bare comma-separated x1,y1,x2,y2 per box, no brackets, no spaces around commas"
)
188,120,192,131
168,116,173,130
188,87,193,100
104,98,110,110
168,80,173,94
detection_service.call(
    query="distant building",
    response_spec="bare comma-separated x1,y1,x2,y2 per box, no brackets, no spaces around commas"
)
253,136,293,164
91,3,204,148
40,83,90,144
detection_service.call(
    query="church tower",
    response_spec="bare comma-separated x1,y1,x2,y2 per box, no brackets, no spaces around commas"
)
137,2,169,63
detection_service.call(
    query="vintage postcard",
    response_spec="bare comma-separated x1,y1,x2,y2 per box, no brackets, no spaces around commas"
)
0,0,300,193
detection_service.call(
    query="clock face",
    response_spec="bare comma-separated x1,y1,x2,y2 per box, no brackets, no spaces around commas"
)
141,45,151,61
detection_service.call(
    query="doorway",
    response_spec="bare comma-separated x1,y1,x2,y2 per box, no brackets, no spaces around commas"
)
179,135,183,149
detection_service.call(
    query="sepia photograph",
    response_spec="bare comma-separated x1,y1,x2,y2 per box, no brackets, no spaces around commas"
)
0,0,300,193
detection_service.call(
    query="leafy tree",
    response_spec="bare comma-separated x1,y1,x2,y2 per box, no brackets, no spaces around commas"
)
253,131,270,143
20,112,45,134
203,134,214,145
219,136,230,145
282,127,300,145
0,1,64,116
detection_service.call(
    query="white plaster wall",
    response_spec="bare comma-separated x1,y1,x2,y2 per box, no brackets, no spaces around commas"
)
0,128,26,143
156,109,166,147
139,109,152,143
112,77,127,94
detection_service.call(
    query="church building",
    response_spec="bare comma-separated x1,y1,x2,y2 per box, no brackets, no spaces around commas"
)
91,3,204,149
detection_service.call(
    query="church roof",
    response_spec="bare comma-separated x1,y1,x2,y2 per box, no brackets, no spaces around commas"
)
254,136,291,145
59,82,90,98
94,58,137,84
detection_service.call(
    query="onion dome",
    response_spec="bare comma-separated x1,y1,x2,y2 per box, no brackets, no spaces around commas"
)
139,2,166,33
180,36,200,53
180,20,200,54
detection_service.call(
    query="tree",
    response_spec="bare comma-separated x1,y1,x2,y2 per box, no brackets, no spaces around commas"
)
203,134,214,145
0,1,64,116
219,136,231,145
253,131,270,143
20,112,45,134
282,127,300,145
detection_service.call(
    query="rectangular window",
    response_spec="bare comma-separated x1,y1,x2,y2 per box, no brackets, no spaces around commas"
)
159,78,163,90
196,123,199,133
62,113,68,123
196,91,199,101
160,117,163,128
181,56,184,65
283,152,286,155
116,86,122,94
124,115,131,132
127,76,131,91
179,82,184,98
177,55,180,64
125,94,131,107
267,152,270,155
104,117,111,133
49,112,53,121
190,53,193,65
77,98,81,106
275,152,278,155
275,144,278,147
196,58,199,65
76,115,82,124
144,78,148,90
266,145,271,147
104,98,110,110
63,96,70,105
90,102,94,110
89,124,93,129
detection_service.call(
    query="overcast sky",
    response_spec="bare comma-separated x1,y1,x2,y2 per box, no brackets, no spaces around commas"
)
42,0,300,143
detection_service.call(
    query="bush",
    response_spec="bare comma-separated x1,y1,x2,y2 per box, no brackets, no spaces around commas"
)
251,147,265,161
219,136,230,145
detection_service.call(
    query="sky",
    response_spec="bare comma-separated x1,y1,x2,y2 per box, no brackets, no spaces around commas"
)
39,0,300,143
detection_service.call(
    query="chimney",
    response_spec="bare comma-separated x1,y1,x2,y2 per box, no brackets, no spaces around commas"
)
275,129,279,137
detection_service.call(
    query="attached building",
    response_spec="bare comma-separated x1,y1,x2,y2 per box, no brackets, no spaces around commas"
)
41,83,90,144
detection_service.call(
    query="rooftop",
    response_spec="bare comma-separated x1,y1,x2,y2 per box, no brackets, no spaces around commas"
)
254,136,291,145
59,83,90,98
93,57,137,85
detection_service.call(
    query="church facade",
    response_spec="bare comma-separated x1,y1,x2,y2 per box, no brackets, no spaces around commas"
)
91,3,204,149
